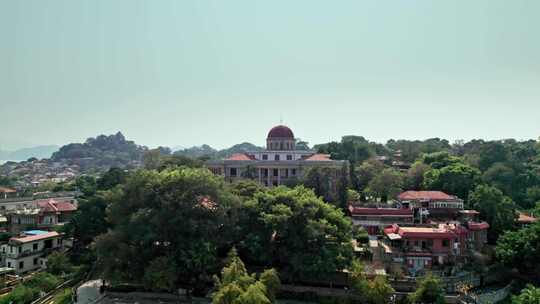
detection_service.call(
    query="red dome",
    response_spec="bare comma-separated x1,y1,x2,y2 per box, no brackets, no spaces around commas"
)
267,125,294,139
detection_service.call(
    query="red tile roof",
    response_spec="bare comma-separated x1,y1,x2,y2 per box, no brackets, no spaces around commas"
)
36,199,77,213
467,221,490,231
10,231,60,244
384,224,456,239
349,206,413,217
303,154,332,161
397,191,456,201
225,153,255,161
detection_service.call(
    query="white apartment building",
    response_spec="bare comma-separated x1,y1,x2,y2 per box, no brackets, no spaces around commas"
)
1,230,63,273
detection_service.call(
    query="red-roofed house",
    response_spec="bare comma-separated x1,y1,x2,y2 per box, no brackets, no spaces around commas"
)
397,191,464,218
8,199,77,232
382,221,488,273
206,125,347,187
1,230,63,273
349,206,414,234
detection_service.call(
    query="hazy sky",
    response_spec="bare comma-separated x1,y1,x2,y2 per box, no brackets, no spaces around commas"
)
1,1,539,150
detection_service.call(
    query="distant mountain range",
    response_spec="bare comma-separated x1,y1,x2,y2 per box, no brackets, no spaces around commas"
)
0,145,59,161
173,142,265,159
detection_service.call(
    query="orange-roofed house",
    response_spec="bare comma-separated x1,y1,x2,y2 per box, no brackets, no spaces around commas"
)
1,230,63,273
0,187,17,199
517,211,538,227
206,125,347,187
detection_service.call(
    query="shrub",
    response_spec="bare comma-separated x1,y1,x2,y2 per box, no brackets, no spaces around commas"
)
25,272,62,292
0,285,40,304
46,251,73,275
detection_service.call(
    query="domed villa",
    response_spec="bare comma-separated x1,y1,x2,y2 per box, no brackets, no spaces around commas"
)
206,125,347,187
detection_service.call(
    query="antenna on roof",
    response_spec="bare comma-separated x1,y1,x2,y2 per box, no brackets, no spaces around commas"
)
280,116,283,124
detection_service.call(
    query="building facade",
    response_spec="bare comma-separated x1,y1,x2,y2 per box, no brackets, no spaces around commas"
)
1,230,63,273
4,197,77,233
350,190,489,275
397,191,465,221
206,125,347,187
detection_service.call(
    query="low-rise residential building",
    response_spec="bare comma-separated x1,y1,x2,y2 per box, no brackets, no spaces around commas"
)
351,190,490,276
8,198,77,233
381,219,489,274
0,187,17,199
349,206,414,235
397,191,464,220
1,230,63,273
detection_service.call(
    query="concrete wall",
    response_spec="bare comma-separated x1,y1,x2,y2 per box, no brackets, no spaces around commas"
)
5,253,43,273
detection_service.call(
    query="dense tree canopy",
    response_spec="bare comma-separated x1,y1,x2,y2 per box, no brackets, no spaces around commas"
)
301,166,339,203
234,186,353,282
354,159,385,194
365,168,404,202
496,221,540,280
95,168,239,292
469,185,516,242
423,161,480,202
408,274,446,304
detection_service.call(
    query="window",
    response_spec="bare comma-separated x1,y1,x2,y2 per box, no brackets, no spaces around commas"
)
33,243,38,251
273,169,279,177
286,155,292,160
18,247,22,253
442,239,449,247
7,262,11,268
33,258,38,265
262,154,268,160
414,240,419,247
291,169,296,175
275,155,280,161
230,168,237,177
19,261,24,269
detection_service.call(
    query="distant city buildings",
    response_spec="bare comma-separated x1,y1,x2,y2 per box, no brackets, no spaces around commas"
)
206,125,347,187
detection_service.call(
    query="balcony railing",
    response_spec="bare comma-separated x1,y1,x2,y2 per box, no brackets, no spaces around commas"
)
3,247,59,259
